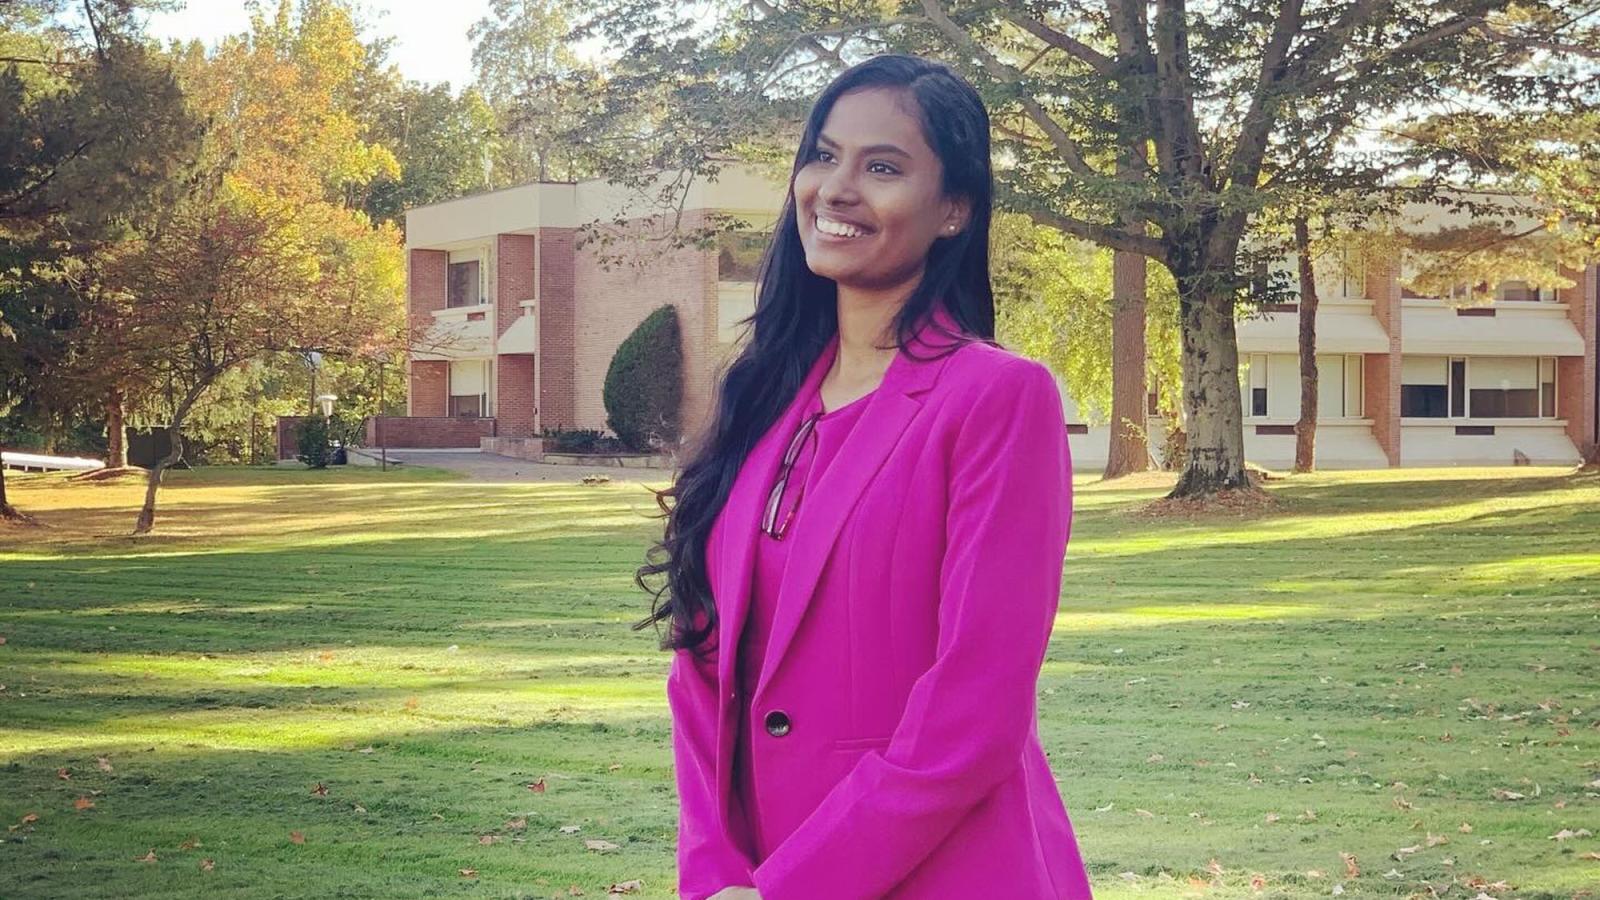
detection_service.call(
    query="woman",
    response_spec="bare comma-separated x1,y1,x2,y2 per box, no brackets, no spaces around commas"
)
635,54,1093,899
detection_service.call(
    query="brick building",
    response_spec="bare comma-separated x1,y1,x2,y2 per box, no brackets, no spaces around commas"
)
1064,198,1598,470
384,163,785,456
385,165,1597,471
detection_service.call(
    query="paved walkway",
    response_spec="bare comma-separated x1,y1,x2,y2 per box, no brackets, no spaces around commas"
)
380,450,671,483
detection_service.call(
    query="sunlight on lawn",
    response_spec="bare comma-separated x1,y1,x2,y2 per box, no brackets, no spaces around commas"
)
3,465,1598,898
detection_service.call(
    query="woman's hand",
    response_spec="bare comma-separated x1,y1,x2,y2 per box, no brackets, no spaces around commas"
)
707,887,761,900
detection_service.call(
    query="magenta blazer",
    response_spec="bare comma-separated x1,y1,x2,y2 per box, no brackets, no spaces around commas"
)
667,304,1094,899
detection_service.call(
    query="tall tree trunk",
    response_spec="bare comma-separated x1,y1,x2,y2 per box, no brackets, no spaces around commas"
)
1169,265,1252,498
1294,218,1320,473
1,454,35,523
1105,148,1150,479
1104,251,1150,478
1,457,14,518
106,386,127,468
133,387,203,535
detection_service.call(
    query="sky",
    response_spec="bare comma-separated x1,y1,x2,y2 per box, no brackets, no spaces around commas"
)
141,0,503,90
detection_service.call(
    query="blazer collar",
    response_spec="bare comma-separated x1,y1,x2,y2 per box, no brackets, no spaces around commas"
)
713,304,968,706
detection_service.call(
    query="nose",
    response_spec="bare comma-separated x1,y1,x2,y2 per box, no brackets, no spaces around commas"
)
816,162,859,208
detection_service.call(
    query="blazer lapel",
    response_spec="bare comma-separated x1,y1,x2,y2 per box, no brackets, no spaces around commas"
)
708,306,966,831
752,307,964,704
714,331,838,696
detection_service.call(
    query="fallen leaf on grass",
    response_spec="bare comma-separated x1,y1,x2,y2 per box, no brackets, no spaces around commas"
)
1549,828,1593,841
504,817,527,830
1579,851,1600,860
607,763,622,771
403,696,419,711
73,797,94,811
478,834,500,845
1426,833,1450,847
57,767,70,780
528,777,546,793
1459,822,1473,833
459,868,478,878
1490,788,1525,800
1340,852,1360,878
134,850,157,863
585,839,620,852
199,859,214,872
178,837,200,850
607,879,644,894
289,831,305,845
96,757,113,772
559,825,581,834
1249,873,1266,891
311,782,328,797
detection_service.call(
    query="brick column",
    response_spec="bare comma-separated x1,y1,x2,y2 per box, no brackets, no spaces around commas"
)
1365,255,1403,466
538,227,577,431
408,360,448,417
497,234,536,335
407,249,449,419
1556,263,1598,453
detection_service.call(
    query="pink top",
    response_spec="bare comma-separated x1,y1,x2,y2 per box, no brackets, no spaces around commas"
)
730,379,875,863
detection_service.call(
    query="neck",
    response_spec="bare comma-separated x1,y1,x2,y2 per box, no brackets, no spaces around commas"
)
833,266,923,383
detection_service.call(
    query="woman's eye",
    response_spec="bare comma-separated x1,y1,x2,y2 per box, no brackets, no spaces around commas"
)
868,162,898,175
814,149,834,163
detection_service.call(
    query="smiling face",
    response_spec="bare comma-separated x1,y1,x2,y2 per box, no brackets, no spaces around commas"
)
792,86,969,294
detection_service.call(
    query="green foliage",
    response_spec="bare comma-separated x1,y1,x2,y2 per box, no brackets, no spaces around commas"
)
468,0,601,185
295,411,332,468
992,213,1183,424
539,426,627,454
601,305,682,453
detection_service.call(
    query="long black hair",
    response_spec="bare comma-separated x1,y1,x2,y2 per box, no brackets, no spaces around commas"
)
632,53,998,660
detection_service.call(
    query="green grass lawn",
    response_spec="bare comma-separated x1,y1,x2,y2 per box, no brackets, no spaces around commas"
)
1,463,1597,899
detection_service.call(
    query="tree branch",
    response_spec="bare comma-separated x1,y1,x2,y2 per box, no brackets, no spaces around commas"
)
1004,13,1115,75
920,0,1101,181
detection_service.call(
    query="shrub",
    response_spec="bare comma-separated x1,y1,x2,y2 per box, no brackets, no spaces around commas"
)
539,427,629,454
602,305,682,453
295,413,332,468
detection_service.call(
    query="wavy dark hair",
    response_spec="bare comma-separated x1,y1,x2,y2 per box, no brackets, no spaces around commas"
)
631,54,998,660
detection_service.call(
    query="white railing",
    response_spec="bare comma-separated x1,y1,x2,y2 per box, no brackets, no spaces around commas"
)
1,450,105,472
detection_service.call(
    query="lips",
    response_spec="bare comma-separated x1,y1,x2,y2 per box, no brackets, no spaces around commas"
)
813,212,874,239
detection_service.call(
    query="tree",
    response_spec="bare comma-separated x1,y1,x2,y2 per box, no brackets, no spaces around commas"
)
360,81,498,225
469,0,602,184
991,211,1182,456
111,174,402,533
603,304,683,452
573,0,1600,499
1,0,202,509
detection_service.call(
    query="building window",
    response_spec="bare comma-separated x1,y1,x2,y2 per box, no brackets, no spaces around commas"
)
1467,356,1552,418
1541,357,1556,417
448,258,482,308
1401,355,1449,417
1313,246,1365,300
448,359,490,418
717,230,770,282
1246,353,1268,416
1494,280,1555,303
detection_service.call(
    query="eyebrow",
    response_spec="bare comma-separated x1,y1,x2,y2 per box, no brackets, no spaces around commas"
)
817,133,912,158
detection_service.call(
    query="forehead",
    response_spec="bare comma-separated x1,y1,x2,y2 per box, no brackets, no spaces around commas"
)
819,87,934,158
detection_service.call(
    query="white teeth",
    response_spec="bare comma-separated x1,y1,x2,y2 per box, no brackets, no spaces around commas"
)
816,215,866,238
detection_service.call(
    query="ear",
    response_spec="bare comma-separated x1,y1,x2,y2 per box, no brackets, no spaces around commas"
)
940,196,971,237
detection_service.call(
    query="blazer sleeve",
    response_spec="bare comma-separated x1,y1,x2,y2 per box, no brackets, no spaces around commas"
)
667,638,758,899
749,359,1073,900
